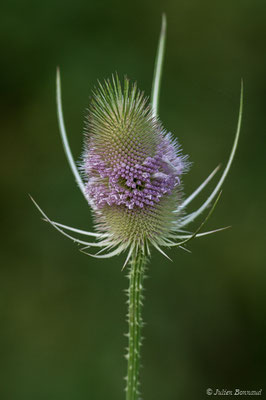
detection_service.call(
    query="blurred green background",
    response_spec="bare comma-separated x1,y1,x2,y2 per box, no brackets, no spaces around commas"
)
1,0,265,399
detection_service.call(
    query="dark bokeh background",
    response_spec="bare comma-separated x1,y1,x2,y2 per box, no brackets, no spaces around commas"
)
1,1,265,399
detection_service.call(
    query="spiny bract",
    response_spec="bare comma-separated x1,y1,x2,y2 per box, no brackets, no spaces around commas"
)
82,77,189,252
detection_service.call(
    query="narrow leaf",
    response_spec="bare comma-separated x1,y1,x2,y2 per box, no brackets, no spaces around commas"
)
180,81,243,227
56,68,86,199
151,14,167,117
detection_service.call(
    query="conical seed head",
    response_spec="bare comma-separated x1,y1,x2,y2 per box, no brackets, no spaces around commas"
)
82,76,189,249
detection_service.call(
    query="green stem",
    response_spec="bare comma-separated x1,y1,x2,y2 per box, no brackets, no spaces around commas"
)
125,247,147,400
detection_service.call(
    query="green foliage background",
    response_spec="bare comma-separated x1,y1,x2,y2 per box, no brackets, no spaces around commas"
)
1,1,265,399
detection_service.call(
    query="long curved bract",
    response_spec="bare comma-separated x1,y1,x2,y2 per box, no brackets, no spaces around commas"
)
56,68,86,199
151,14,167,117
179,81,243,228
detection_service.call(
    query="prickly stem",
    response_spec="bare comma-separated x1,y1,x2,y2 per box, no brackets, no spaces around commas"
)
125,247,147,400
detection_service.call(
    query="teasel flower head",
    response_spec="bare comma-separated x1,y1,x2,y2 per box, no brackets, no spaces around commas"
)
81,76,189,258
31,15,243,268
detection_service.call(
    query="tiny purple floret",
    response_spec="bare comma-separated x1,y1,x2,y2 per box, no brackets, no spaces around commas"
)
85,133,185,212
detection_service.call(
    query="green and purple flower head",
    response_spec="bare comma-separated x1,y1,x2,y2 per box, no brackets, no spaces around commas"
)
82,76,189,257
31,15,242,267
